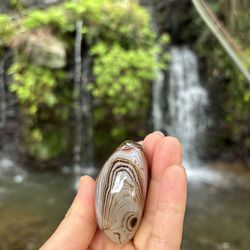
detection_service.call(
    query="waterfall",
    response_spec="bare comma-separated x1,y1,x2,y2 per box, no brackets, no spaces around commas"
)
0,52,27,183
73,20,95,178
152,63,164,131
0,58,6,129
153,46,209,165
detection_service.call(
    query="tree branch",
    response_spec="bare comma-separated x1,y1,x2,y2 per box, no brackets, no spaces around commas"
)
192,0,250,83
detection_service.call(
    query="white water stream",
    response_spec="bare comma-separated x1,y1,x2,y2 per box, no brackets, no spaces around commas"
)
152,46,226,184
151,46,250,250
153,47,208,153
153,46,209,154
73,20,96,179
167,47,209,152
0,57,6,128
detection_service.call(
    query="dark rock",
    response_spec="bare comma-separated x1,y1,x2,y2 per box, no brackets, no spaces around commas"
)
140,0,193,43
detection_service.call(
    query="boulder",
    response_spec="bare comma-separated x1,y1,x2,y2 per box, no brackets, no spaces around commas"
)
12,28,66,69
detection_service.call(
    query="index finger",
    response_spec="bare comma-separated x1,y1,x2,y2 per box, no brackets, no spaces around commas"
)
40,176,97,250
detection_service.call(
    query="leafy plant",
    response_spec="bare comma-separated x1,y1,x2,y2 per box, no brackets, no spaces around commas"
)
4,0,171,160
0,15,17,47
88,42,156,115
8,53,70,159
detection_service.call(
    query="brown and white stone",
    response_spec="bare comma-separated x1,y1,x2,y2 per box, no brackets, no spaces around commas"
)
95,140,148,244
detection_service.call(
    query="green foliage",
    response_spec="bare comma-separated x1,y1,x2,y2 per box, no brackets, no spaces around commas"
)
23,7,70,32
193,0,250,120
8,54,67,118
21,0,154,45
2,0,170,160
10,0,24,11
0,15,17,47
88,42,156,115
191,0,250,157
8,53,71,159
5,0,165,117
27,126,69,160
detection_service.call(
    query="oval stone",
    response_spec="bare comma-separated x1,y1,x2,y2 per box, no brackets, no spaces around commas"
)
95,140,148,244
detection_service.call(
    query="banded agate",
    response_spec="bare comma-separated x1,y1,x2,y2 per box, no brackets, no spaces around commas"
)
95,140,148,244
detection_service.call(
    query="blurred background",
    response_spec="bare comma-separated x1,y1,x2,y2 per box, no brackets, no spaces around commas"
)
0,0,250,249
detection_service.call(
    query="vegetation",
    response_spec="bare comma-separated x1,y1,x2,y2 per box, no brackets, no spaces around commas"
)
0,0,168,161
191,0,250,163
8,54,70,159
0,0,249,166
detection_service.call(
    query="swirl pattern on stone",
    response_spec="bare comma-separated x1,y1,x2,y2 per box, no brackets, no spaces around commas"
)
95,140,148,244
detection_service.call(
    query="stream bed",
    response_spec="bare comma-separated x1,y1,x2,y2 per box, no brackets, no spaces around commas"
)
183,163,250,250
1,157,250,250
0,158,76,249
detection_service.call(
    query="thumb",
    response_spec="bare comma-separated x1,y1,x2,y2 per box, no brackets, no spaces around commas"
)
40,176,97,250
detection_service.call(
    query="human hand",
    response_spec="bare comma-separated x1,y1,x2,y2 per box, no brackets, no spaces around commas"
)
40,132,187,250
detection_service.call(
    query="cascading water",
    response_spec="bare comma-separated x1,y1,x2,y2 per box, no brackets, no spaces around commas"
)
153,46,209,166
0,57,6,129
167,46,209,161
73,19,95,180
152,46,227,184
152,48,250,250
73,19,83,169
152,62,164,132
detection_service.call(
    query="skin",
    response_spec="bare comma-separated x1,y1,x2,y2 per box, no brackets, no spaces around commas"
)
40,132,187,250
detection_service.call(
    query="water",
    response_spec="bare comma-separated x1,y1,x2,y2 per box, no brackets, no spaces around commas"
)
152,46,227,181
0,57,6,128
0,157,76,249
0,18,98,249
153,46,209,163
73,19,96,181
168,47,208,149
152,57,164,131
152,45,250,249
182,173,250,250
1,158,250,249
0,31,249,249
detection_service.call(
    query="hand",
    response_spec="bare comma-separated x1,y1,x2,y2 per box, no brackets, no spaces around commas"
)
40,132,187,250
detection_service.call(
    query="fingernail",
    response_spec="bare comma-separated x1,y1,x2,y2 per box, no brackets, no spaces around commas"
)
78,176,87,190
154,131,165,137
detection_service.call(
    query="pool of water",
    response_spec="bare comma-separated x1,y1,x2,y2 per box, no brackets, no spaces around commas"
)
182,181,250,250
0,158,78,249
1,157,250,250
182,163,250,250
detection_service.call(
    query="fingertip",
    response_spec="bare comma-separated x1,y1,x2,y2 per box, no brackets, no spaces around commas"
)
143,131,165,168
162,136,182,155
78,175,95,195
144,131,165,142
153,131,165,137
74,176,96,217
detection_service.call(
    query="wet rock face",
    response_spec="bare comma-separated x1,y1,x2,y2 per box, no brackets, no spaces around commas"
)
0,0,65,14
0,0,10,13
20,0,54,6
19,0,66,8
140,0,193,43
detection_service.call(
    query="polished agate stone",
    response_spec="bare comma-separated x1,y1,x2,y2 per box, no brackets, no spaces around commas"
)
95,140,148,244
